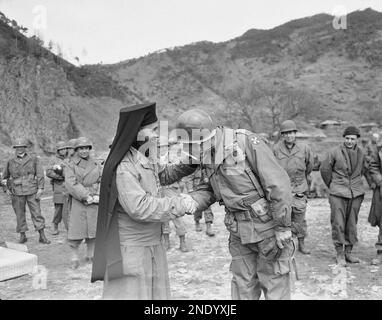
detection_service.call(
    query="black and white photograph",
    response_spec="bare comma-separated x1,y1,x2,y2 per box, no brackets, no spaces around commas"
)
0,0,382,303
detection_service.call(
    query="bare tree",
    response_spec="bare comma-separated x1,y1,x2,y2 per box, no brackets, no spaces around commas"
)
224,82,263,132
223,81,322,133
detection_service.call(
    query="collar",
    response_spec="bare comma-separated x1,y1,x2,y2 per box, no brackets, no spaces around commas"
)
343,143,357,151
280,140,300,156
72,155,90,165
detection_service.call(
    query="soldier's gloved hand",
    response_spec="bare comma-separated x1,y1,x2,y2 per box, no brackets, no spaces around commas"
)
35,189,43,200
92,195,99,204
180,193,198,214
1,179,7,186
275,229,292,249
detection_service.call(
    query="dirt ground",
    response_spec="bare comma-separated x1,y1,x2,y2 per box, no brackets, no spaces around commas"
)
1,190,382,300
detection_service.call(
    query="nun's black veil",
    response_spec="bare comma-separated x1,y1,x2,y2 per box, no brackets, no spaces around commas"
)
91,102,157,282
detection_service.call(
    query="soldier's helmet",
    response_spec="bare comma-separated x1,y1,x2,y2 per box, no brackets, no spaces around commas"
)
280,120,298,134
74,137,93,150
175,109,216,143
66,139,78,150
12,138,28,148
56,141,67,152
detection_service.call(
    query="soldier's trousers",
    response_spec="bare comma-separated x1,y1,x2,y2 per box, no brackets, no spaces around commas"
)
162,217,186,237
291,195,308,239
329,195,364,247
228,233,291,300
52,201,69,230
53,203,63,225
11,194,45,233
194,206,214,224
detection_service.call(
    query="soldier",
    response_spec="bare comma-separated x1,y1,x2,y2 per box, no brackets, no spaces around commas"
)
272,120,314,254
176,109,293,300
46,141,69,234
66,138,78,160
158,136,189,252
366,138,382,265
2,138,50,244
320,126,366,266
364,133,380,190
91,103,198,300
65,137,103,269
190,168,215,236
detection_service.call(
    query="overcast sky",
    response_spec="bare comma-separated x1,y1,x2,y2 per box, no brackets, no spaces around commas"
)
0,0,381,64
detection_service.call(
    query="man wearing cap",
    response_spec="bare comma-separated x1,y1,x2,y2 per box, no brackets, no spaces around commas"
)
175,109,293,300
2,138,50,244
272,120,314,254
65,137,103,269
46,141,70,234
320,126,366,266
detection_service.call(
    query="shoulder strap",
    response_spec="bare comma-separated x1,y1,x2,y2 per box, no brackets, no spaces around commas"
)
244,167,265,198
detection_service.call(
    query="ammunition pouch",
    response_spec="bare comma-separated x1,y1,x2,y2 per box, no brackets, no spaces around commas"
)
242,194,272,224
226,195,276,244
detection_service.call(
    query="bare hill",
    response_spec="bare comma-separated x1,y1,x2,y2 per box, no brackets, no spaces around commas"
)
100,8,382,133
0,12,143,156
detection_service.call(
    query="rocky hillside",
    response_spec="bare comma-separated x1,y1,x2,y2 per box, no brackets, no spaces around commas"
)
0,13,143,156
100,8,382,133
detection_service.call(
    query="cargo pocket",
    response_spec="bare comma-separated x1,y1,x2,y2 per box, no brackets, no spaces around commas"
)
273,242,293,276
258,237,279,261
120,245,145,276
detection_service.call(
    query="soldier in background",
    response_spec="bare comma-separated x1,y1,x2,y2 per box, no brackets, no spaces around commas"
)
158,136,189,252
320,126,366,266
366,136,382,265
2,138,50,244
364,133,380,190
272,120,314,254
191,168,215,236
65,137,103,269
66,138,78,160
46,141,69,234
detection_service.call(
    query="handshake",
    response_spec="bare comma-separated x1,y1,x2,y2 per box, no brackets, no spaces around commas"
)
180,193,198,215
53,164,63,174
85,195,99,205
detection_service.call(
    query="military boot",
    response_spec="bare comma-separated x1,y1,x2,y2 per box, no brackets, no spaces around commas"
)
19,232,27,244
371,250,382,265
52,223,59,235
38,229,51,244
206,222,215,237
195,221,202,232
179,235,189,252
298,238,311,254
335,245,346,267
163,234,170,251
345,245,360,264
